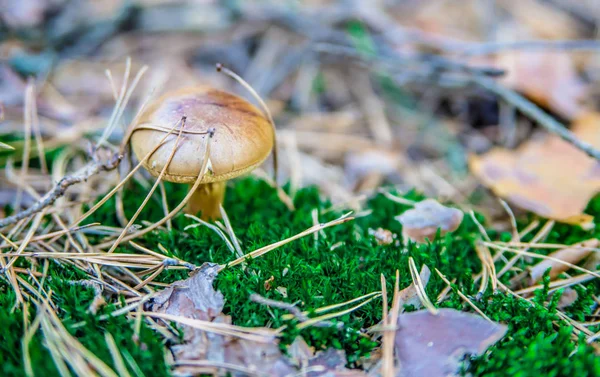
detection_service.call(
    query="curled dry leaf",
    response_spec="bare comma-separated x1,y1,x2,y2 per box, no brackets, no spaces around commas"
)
149,263,293,376
395,199,463,243
470,114,600,227
528,239,598,284
150,262,224,321
394,309,507,377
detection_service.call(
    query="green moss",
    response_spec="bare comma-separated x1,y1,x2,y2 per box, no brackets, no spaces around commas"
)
2,178,600,376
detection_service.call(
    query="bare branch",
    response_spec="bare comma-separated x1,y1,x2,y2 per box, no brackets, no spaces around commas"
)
0,152,122,229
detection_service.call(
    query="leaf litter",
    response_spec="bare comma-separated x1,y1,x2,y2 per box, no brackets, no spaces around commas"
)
394,309,507,377
395,199,464,243
149,263,506,377
148,263,374,376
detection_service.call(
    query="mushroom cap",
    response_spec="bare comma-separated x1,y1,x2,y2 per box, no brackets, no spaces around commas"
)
130,86,273,184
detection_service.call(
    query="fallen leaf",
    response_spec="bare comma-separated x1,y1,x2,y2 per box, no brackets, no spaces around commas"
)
557,288,579,309
345,148,403,186
306,349,367,376
528,239,598,283
394,309,507,377
150,262,224,321
497,49,586,120
469,126,600,227
398,265,431,310
570,112,600,148
287,336,314,366
501,0,583,40
396,199,464,243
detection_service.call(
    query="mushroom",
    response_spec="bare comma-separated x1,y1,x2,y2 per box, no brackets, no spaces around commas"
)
130,86,273,220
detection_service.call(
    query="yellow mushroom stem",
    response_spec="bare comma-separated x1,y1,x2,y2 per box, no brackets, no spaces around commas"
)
186,181,226,220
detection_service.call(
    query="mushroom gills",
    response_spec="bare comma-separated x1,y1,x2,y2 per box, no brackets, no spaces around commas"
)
187,181,226,220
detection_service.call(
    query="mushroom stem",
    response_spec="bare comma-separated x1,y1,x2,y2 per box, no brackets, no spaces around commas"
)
186,181,226,220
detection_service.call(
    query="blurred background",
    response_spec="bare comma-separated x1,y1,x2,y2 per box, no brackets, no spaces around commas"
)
3,0,600,227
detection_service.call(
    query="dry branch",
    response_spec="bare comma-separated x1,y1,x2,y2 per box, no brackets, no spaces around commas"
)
0,151,122,229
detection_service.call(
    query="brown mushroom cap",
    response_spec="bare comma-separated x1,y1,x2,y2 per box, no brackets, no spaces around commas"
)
130,86,273,184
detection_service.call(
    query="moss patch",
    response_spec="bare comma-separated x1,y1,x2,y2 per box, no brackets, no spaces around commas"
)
1,178,600,376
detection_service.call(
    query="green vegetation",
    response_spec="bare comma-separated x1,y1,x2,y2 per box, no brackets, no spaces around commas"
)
1,178,600,376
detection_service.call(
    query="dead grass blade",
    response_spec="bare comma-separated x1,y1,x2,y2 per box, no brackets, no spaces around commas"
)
408,257,438,315
223,212,354,269
528,239,598,283
139,311,277,342
96,128,214,249
107,118,186,253
485,242,600,280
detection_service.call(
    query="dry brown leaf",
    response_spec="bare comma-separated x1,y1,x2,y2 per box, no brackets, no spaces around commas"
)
287,337,367,376
469,120,600,227
345,148,402,187
501,0,584,40
398,265,431,310
394,309,507,377
497,50,586,120
306,349,367,377
571,112,600,147
149,263,294,376
395,199,463,243
150,262,224,321
528,239,598,283
557,288,579,309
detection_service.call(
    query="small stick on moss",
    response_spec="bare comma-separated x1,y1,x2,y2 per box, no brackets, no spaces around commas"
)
250,294,307,320
250,293,340,328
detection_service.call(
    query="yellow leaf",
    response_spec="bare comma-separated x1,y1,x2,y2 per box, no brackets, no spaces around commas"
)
470,114,600,227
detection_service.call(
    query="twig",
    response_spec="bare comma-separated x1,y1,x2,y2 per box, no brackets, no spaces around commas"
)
250,294,308,321
251,294,341,328
0,151,122,229
472,75,600,161
459,39,600,56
